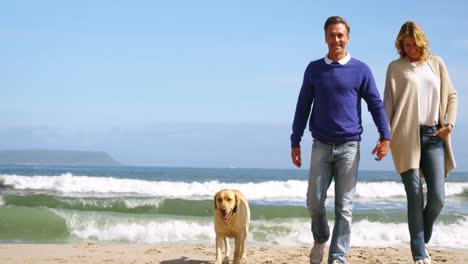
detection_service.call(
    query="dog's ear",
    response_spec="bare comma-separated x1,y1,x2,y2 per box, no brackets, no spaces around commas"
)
233,192,239,214
214,193,218,209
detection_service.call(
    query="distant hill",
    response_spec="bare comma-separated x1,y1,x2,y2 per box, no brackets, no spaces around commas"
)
0,149,121,166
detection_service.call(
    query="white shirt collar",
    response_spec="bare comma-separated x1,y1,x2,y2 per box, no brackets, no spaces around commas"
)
324,53,351,65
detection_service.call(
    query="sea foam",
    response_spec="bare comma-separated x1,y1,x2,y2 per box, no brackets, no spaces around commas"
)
54,209,468,248
1,174,467,200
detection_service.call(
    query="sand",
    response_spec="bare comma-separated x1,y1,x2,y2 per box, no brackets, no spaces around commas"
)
0,243,466,264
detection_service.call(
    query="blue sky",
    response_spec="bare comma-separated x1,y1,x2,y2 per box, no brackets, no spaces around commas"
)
1,1,467,171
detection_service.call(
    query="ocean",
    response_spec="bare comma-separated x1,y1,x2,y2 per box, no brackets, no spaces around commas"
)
0,165,467,248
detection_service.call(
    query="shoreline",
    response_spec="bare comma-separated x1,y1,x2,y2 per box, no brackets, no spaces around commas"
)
0,243,467,263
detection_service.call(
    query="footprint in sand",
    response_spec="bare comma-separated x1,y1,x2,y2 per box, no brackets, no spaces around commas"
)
144,248,163,254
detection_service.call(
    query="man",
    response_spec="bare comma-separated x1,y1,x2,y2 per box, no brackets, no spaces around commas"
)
290,16,391,264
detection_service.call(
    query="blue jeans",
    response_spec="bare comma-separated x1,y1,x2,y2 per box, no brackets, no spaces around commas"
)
307,140,360,264
400,125,445,261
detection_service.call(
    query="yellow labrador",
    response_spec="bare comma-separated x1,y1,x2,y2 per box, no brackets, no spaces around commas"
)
214,189,250,264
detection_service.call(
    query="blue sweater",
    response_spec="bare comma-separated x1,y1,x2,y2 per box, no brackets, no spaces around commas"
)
291,58,391,147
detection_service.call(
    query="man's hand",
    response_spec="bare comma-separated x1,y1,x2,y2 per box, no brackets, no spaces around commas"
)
371,139,390,161
433,124,453,139
291,147,302,168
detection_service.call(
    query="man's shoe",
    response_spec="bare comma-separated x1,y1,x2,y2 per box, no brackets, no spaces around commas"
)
309,242,326,264
415,258,431,264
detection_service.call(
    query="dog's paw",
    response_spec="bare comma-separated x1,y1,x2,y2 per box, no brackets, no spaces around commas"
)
222,256,230,264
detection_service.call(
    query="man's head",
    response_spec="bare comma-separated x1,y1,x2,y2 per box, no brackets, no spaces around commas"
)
324,16,350,61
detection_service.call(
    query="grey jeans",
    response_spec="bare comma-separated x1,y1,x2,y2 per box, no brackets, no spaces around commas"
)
307,140,360,264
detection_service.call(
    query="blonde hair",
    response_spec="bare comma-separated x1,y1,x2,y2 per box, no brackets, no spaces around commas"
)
395,21,431,62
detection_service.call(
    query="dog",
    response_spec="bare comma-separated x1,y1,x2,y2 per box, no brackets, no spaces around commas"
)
214,189,250,264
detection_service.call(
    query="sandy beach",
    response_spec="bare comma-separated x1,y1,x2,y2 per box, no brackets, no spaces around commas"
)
0,243,466,264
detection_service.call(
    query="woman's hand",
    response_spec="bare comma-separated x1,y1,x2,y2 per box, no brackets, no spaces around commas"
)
433,124,453,139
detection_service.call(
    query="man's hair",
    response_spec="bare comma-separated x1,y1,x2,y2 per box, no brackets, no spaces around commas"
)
324,16,350,34
395,21,431,62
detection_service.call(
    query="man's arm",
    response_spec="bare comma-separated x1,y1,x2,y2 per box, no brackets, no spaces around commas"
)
361,64,391,160
361,66,391,140
290,63,314,167
290,63,314,149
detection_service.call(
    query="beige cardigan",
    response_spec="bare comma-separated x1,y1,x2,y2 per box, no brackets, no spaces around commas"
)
384,56,458,177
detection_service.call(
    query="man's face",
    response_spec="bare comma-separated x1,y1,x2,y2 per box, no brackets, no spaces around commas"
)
325,23,349,58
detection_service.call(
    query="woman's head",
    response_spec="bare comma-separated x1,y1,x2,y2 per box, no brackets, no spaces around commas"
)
395,21,430,62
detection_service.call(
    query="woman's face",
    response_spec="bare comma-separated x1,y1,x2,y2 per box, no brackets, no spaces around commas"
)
402,35,422,62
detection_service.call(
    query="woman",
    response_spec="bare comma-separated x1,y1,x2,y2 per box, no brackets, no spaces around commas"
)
384,21,458,264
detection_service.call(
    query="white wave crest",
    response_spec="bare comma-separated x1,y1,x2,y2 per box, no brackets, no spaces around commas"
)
59,197,163,208
1,174,467,200
73,220,214,243
352,217,468,249
55,209,468,248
